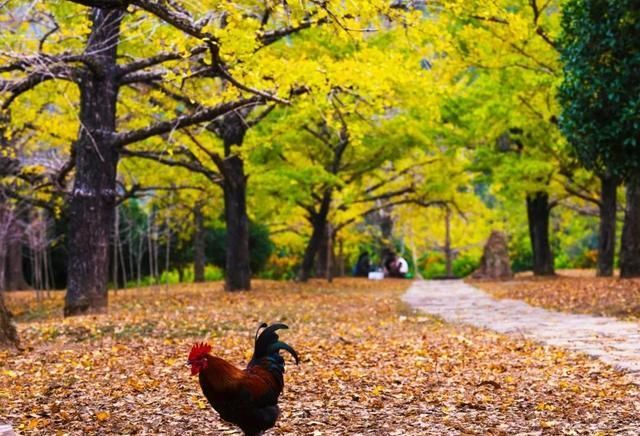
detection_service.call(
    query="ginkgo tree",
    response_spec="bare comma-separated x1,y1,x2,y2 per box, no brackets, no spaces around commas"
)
1,0,412,314
247,32,451,281
2,1,259,314
119,7,437,284
432,0,615,275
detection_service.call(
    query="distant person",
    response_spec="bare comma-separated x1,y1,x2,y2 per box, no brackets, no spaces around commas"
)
385,254,409,278
354,252,370,277
396,256,409,278
382,250,396,277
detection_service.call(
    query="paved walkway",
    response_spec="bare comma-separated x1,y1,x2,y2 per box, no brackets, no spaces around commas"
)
403,280,640,378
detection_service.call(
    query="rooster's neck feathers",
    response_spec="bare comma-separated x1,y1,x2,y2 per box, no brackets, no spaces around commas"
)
200,355,244,389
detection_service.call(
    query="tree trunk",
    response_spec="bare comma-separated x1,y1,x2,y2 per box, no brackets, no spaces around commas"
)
326,223,333,283
315,225,329,278
164,219,171,291
216,112,251,291
0,291,18,349
379,209,394,242
298,191,332,282
337,238,345,277
222,155,251,290
147,212,155,283
118,228,127,288
298,218,326,282
526,191,555,276
193,201,206,282
112,205,119,290
128,216,134,283
0,245,6,292
597,174,618,277
64,7,124,316
136,229,143,286
444,207,453,277
620,178,640,277
0,204,13,291
407,224,423,280
6,237,29,291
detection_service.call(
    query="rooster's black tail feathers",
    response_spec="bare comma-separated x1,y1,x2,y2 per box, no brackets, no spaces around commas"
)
250,323,299,367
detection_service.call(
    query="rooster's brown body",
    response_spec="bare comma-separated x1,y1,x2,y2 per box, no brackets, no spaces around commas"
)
189,323,299,436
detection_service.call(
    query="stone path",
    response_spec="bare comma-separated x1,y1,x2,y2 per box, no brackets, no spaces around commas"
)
403,280,640,379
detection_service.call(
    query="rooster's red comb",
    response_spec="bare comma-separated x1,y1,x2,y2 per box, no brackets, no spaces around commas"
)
188,342,212,361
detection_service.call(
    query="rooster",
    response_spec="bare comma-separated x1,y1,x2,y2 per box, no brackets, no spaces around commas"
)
188,323,299,436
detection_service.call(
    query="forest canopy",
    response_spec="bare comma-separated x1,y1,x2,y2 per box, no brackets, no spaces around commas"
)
1,0,638,318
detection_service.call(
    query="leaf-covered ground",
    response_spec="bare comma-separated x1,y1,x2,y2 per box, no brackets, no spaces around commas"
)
472,271,640,321
2,279,640,435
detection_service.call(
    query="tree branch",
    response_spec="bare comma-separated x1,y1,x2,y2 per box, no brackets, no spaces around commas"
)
351,186,415,204
183,129,226,177
66,0,127,7
118,70,166,85
132,0,211,39
259,17,329,46
113,96,263,147
2,187,56,212
117,45,207,76
1,67,78,109
116,182,206,204
120,148,222,184
563,182,601,207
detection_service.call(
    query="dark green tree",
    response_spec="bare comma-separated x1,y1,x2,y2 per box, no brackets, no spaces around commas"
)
205,222,273,276
558,0,640,277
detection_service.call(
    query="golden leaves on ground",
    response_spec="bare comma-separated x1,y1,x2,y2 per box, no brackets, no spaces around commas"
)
2,278,640,434
473,271,640,320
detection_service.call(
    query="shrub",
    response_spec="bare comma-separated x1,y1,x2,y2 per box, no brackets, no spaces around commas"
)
259,254,299,280
205,222,273,274
453,255,479,277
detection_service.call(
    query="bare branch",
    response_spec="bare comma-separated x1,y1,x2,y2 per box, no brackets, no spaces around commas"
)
259,17,329,46
0,53,89,74
563,182,601,207
247,104,275,128
143,82,199,109
55,148,76,190
117,45,207,76
131,0,211,39
65,0,128,7
303,125,332,146
1,66,78,109
117,182,206,204
113,96,263,147
351,186,415,204
467,14,508,24
39,20,60,52
362,160,437,194
535,26,558,50
208,50,290,104
2,187,56,212
118,70,166,84
120,148,222,184
183,129,226,174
